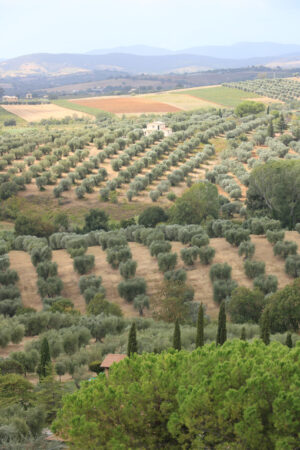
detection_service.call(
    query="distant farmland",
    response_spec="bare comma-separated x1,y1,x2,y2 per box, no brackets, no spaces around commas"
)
179,86,265,107
1,103,92,122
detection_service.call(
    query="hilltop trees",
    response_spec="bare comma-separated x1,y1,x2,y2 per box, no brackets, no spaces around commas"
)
170,182,219,225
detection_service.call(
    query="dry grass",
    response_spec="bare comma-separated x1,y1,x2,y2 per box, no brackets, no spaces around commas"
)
1,103,91,122
52,250,86,313
9,251,42,311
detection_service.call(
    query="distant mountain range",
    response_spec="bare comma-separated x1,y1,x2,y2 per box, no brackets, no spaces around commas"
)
87,42,300,59
1,42,300,77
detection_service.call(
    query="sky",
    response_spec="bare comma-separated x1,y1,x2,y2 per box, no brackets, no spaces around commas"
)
0,0,300,58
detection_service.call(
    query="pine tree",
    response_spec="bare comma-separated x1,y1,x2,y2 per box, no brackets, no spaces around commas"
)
240,326,246,340
260,310,270,345
127,322,138,356
173,319,181,351
286,332,293,348
216,301,227,345
196,304,204,347
38,337,51,379
267,120,274,138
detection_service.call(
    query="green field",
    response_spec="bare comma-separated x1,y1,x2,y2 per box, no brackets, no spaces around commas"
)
180,86,259,108
52,99,110,117
0,106,25,127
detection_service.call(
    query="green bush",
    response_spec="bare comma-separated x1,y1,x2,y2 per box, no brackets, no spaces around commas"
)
149,240,171,257
213,279,237,303
106,246,132,269
119,260,137,279
164,269,187,283
295,223,300,233
225,228,250,247
79,275,102,294
244,260,265,279
157,252,177,272
118,278,147,302
36,261,58,279
138,206,168,228
87,294,122,317
254,275,278,295
0,255,10,272
266,230,285,245
238,241,255,259
0,359,24,374
228,287,265,323
285,255,300,278
210,263,232,282
133,294,150,316
73,255,95,275
180,247,199,266
37,276,63,298
190,233,209,247
30,246,52,267
198,246,215,265
0,269,19,285
274,241,298,259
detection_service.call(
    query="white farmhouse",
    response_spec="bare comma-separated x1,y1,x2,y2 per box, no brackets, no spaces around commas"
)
144,121,172,137
25,93,32,99
2,95,18,103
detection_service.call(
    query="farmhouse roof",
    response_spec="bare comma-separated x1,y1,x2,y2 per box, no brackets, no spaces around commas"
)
101,354,127,368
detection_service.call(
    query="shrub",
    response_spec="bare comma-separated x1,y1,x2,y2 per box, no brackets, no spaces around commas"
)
198,246,215,265
119,260,137,279
89,361,103,374
0,269,19,285
167,192,176,202
30,246,52,267
150,240,171,257
164,269,187,283
83,286,105,304
0,359,23,375
191,233,209,247
285,255,300,278
227,286,265,323
266,230,285,245
157,252,177,272
133,294,150,316
73,255,95,275
244,260,265,279
238,241,255,259
84,209,109,232
274,241,298,259
118,278,147,302
254,275,278,295
180,247,199,266
225,228,250,247
149,190,160,202
87,294,122,317
0,255,10,272
36,261,58,279
295,223,300,233
37,276,63,298
138,206,168,228
210,263,232,282
106,246,132,269
79,275,102,294
213,279,237,303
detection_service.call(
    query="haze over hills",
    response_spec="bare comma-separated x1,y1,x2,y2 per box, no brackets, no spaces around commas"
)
1,42,300,77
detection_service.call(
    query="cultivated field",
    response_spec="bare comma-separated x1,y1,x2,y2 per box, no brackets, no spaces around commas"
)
180,86,268,107
70,96,182,114
1,103,92,122
7,231,300,320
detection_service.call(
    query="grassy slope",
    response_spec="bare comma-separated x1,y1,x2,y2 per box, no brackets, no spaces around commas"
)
52,99,110,117
0,105,26,127
181,86,259,108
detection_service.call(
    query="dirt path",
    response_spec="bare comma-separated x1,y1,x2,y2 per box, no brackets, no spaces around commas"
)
52,250,86,313
86,246,138,317
9,251,42,311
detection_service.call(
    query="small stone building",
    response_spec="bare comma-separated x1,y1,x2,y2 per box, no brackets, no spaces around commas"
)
101,354,127,377
144,121,172,137
26,93,32,99
2,95,18,102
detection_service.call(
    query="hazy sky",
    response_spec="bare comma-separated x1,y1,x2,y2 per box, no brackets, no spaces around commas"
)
1,0,299,58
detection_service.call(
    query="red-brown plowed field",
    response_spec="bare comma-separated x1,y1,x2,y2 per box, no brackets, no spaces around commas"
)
70,97,182,113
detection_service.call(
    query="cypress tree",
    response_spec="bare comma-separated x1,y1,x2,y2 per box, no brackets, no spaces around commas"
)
216,301,227,345
267,120,274,138
260,310,270,345
286,332,293,348
196,303,204,347
240,326,246,341
278,113,286,133
266,105,270,115
173,319,181,351
127,322,138,356
38,337,51,379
